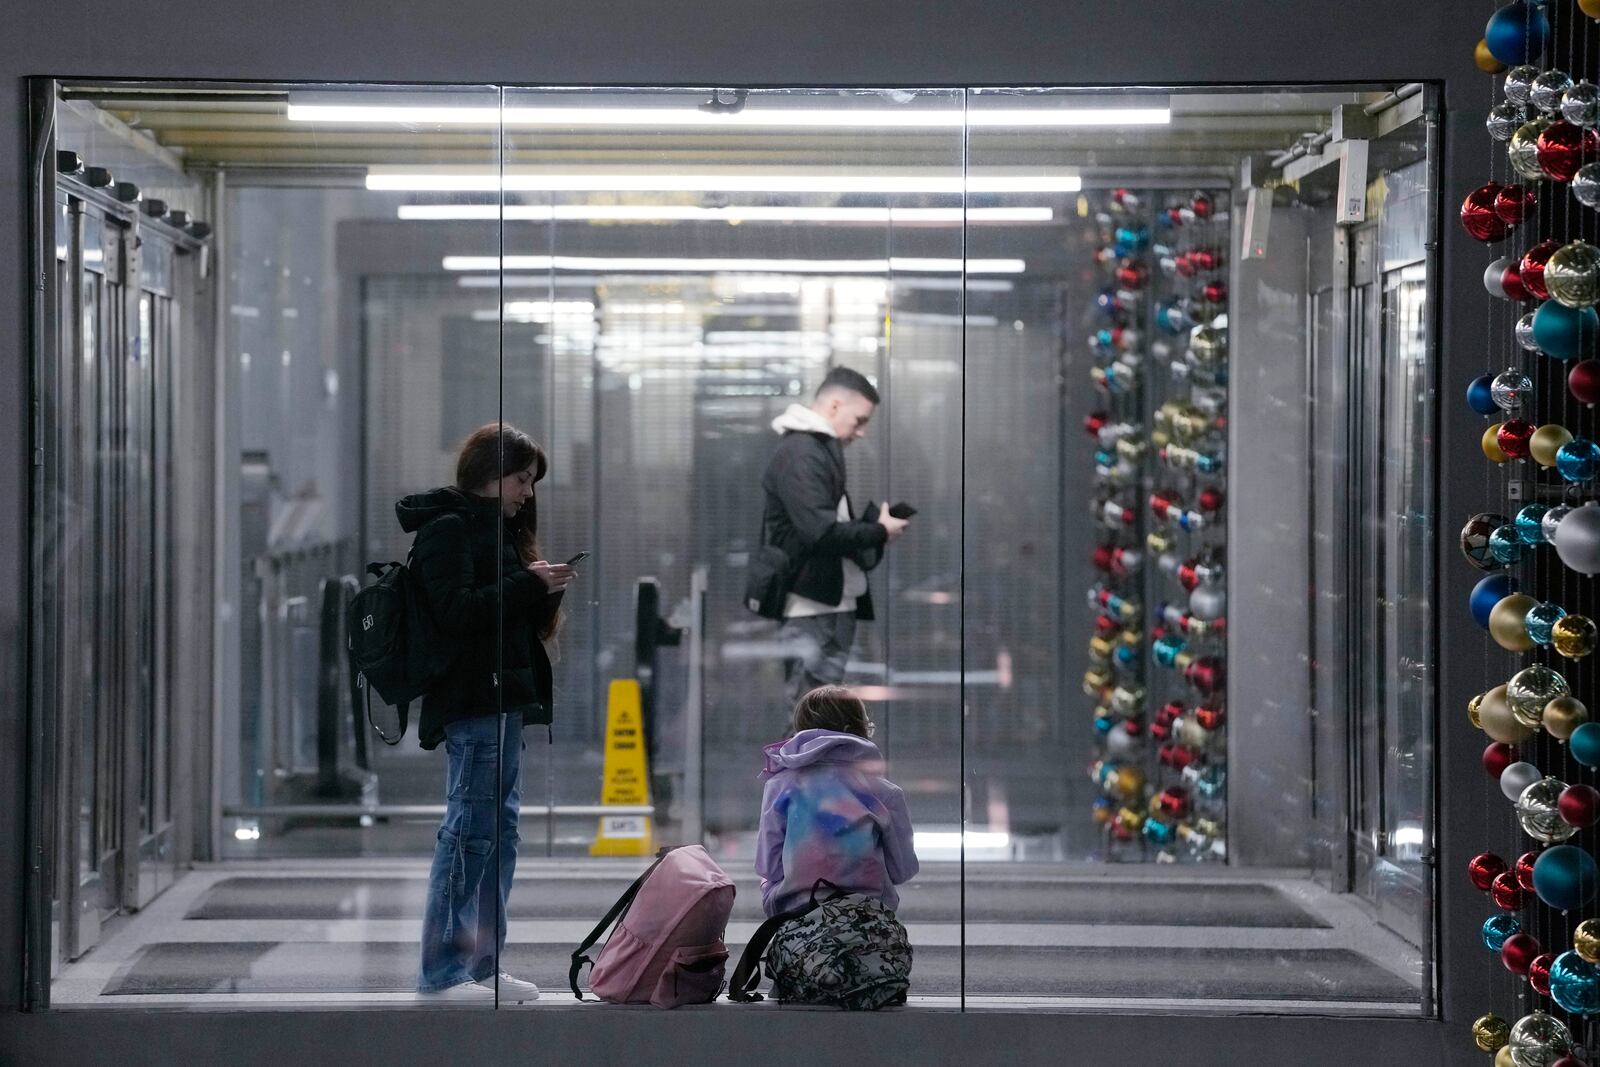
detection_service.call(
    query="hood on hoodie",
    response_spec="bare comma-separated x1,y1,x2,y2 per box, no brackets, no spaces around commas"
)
761,728,883,778
771,403,838,438
395,485,506,533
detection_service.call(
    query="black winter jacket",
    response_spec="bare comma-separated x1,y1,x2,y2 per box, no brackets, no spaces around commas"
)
396,487,562,749
758,430,887,621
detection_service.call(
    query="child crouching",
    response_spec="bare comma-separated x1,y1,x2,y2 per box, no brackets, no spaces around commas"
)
751,686,918,1008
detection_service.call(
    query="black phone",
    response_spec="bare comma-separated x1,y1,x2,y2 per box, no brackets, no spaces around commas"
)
888,502,917,520
564,551,590,566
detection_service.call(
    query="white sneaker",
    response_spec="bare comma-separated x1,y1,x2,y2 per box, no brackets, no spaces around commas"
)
415,980,495,1004
491,972,541,1003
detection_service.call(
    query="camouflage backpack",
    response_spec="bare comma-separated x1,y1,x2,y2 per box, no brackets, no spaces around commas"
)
729,881,912,1010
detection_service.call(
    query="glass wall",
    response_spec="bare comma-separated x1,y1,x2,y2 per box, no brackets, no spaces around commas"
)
30,80,1437,1013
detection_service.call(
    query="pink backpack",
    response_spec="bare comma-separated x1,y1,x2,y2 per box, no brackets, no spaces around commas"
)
569,845,736,1008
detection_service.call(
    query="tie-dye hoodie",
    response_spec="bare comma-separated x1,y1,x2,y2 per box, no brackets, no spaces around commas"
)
756,728,919,918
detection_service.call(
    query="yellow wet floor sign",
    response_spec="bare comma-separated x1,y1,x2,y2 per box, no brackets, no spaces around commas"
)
591,679,654,856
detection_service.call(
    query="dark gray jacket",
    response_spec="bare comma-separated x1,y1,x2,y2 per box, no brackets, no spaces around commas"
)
755,430,886,621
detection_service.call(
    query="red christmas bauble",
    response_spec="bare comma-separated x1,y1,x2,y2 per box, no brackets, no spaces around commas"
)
1492,869,1528,910
1495,183,1537,224
1522,239,1564,300
1092,544,1114,572
1202,281,1228,304
1462,183,1512,242
1116,264,1147,290
1198,486,1225,512
1095,613,1118,637
1553,1058,1585,1067
1516,849,1542,892
1175,252,1196,277
1085,411,1108,436
1192,249,1220,272
1192,192,1214,218
1157,701,1184,724
1502,932,1542,975
1498,418,1537,459
1538,120,1600,182
1184,657,1224,695
1469,851,1509,891
1530,952,1556,995
1560,783,1600,828
1502,263,1531,301
1165,207,1184,227
1158,786,1189,818
1570,360,1600,405
1484,741,1516,778
1177,560,1200,592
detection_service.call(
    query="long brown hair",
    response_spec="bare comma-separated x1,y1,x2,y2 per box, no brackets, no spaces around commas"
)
454,423,561,639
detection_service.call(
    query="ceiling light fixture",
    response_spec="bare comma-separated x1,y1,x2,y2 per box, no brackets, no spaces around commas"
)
440,254,1024,274
368,169,1080,194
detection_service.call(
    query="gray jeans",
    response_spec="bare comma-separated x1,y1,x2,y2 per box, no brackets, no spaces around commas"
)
779,611,858,704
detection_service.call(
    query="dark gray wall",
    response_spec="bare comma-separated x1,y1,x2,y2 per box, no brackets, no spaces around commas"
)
0,1,1485,1064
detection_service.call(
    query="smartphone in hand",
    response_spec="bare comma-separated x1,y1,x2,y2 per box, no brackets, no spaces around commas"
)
564,551,590,566
888,502,917,520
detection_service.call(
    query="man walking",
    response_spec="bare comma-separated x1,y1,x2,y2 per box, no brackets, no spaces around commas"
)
747,367,909,702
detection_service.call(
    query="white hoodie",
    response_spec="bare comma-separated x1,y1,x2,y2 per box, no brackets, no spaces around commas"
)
770,404,869,618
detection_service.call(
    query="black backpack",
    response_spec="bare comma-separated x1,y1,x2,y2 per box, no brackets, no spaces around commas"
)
347,555,454,744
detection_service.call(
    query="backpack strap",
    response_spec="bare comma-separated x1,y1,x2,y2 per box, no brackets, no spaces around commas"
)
727,880,843,1003
568,847,678,1000
361,678,406,747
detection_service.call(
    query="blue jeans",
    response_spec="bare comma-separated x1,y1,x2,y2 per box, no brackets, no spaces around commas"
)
418,713,523,992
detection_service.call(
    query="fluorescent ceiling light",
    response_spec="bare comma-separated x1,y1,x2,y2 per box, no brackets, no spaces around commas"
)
368,169,1080,194
441,254,1023,274
290,101,1168,129
397,204,1053,223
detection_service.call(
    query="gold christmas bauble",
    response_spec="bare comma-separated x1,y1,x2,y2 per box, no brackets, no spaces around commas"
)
1490,593,1540,653
1495,1045,1515,1067
1553,614,1600,659
1582,0,1600,20
1480,684,1536,744
1532,424,1576,469
1474,1013,1511,1053
1545,696,1590,740
1484,423,1510,463
1577,919,1600,962
1476,39,1508,74
1469,691,1485,730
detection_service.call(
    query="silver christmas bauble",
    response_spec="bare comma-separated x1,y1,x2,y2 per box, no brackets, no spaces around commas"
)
1502,761,1543,802
1575,162,1600,208
1532,70,1575,113
1505,65,1541,107
1517,777,1578,844
1189,585,1226,622
1546,240,1600,309
1544,504,1573,543
1490,102,1527,141
1492,368,1533,411
1563,80,1600,128
1517,310,1541,351
1555,502,1600,576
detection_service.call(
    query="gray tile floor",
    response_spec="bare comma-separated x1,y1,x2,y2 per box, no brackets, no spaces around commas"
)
51,859,1425,1014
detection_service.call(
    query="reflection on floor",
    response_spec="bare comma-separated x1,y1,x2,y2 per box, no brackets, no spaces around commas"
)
52,861,1423,1013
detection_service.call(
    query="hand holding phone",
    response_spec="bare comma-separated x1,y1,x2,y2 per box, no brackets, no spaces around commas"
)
888,502,917,520
565,551,590,566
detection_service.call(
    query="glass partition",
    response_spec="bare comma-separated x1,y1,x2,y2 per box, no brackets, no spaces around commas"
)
31,79,1436,1016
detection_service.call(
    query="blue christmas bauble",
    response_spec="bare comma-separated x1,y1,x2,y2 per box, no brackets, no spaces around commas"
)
1533,300,1600,361
1473,574,1519,628
1486,1,1550,66
1558,438,1600,482
1468,374,1500,415
1490,524,1525,564
1527,601,1568,646
1484,912,1523,950
1550,950,1600,1016
1572,722,1600,767
1533,845,1599,911
1517,504,1551,543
